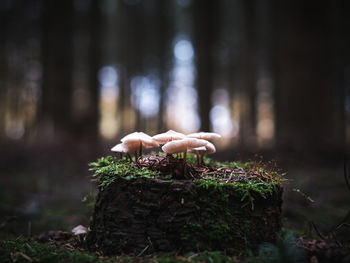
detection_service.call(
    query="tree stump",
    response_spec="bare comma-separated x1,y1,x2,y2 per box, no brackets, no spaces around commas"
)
86,166,283,255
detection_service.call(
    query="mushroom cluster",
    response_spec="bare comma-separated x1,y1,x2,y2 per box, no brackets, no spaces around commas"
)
111,130,221,164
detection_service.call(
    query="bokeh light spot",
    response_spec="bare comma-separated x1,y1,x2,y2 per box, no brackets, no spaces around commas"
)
131,75,160,117
98,66,118,87
174,39,194,62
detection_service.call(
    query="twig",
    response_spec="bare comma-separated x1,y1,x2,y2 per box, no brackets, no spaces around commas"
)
308,221,327,240
136,245,149,257
18,252,33,262
25,243,34,252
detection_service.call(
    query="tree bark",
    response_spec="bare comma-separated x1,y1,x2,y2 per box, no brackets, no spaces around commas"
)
87,178,283,255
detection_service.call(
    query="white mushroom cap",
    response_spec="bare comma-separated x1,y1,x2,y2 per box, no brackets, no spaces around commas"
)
72,225,87,235
138,132,159,147
187,132,222,141
162,138,208,154
162,140,187,153
204,141,216,154
111,143,128,153
120,132,140,142
153,130,186,144
111,142,139,154
188,141,216,155
121,132,159,149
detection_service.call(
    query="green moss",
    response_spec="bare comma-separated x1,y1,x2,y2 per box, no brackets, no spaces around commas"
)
176,175,282,252
213,160,254,170
150,151,167,157
178,182,254,251
88,155,283,256
0,238,239,263
153,251,238,263
185,154,215,165
1,236,307,263
196,177,279,210
89,156,158,190
0,238,103,263
89,155,282,209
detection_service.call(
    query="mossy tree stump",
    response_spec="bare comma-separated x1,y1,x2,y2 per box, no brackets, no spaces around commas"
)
86,156,283,255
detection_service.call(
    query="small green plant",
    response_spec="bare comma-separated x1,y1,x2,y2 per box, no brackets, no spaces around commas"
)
81,192,96,208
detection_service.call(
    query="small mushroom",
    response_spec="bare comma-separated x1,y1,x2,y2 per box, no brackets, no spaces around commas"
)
162,138,208,161
203,141,216,154
188,141,216,165
120,132,159,157
111,143,128,153
153,130,186,145
138,132,160,147
187,132,221,141
188,146,206,165
111,142,139,160
72,225,87,235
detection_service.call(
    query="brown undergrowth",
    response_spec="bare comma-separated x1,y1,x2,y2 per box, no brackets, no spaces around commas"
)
135,154,284,183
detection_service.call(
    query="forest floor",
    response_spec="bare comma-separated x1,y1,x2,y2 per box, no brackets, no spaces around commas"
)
0,143,349,262
1,229,349,262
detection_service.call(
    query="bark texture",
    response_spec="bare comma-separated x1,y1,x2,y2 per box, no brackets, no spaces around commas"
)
87,178,283,255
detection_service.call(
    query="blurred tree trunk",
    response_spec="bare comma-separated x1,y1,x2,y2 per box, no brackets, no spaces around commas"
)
239,0,257,146
0,13,8,138
88,0,101,142
273,0,340,150
117,1,144,133
41,0,74,135
345,1,350,147
255,0,275,147
194,0,219,132
155,0,173,133
116,3,127,135
329,0,346,149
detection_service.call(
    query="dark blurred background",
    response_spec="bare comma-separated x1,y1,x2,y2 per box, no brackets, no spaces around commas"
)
0,0,349,240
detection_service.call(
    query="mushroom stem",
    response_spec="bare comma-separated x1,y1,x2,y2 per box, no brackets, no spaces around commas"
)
200,154,204,165
127,153,132,162
183,151,187,162
139,142,143,157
